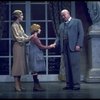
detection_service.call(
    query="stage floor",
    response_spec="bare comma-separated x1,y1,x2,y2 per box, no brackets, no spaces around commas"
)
0,81,100,99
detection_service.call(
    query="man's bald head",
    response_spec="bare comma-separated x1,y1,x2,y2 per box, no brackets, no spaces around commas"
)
61,9,70,15
60,9,70,21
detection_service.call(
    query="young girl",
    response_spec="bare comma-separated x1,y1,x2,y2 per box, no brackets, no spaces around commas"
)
29,24,54,91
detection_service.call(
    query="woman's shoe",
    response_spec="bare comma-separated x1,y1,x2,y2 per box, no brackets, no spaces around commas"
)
21,87,26,91
15,87,21,92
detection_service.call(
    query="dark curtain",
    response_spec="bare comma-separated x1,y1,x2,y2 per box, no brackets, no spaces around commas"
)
48,1,71,34
48,1,71,81
0,1,6,39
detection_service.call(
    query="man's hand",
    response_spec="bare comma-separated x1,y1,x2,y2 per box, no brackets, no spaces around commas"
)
75,45,81,51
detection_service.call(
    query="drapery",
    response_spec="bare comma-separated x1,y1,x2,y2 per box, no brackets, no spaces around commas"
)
48,1,71,81
49,1,71,34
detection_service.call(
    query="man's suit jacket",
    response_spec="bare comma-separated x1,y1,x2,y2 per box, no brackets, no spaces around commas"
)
55,18,84,52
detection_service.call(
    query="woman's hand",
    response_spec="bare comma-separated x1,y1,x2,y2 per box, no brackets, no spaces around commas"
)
29,34,34,39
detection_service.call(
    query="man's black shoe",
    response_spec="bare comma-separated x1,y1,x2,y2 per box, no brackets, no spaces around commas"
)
63,86,73,90
63,86,80,90
72,87,80,90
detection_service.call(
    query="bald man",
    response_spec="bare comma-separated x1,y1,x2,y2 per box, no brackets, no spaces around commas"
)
54,9,84,90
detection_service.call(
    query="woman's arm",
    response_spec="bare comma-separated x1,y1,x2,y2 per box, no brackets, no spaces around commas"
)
12,24,32,43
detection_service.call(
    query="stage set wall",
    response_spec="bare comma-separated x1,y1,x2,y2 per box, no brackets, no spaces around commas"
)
0,1,99,82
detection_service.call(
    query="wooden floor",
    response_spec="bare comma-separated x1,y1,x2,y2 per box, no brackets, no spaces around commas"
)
0,81,100,99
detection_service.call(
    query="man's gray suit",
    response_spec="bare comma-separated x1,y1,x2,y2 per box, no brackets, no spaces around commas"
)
55,18,84,87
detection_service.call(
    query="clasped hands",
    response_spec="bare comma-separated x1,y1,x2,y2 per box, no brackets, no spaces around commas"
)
49,43,56,48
